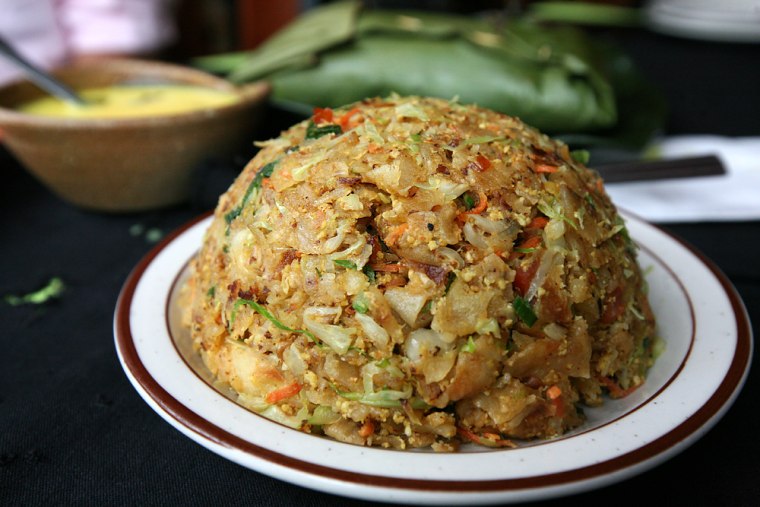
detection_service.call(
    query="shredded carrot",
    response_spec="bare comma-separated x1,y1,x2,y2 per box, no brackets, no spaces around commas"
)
528,216,549,229
339,107,362,130
370,263,405,273
312,107,334,124
535,164,559,174
385,223,409,246
475,154,492,171
265,382,302,404
456,191,488,223
597,376,640,399
469,191,488,214
278,167,292,181
378,275,405,288
513,257,540,296
359,420,375,438
261,177,274,190
517,236,541,250
367,143,383,153
457,427,517,448
546,385,562,400
552,397,565,417
545,385,564,416
596,179,604,192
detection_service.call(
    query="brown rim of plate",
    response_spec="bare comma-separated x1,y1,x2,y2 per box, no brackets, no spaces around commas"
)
114,211,752,493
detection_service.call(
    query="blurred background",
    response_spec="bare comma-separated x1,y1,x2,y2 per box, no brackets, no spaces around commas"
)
1,2,759,506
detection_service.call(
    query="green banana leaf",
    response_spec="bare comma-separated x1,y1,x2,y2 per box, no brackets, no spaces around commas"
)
196,0,664,149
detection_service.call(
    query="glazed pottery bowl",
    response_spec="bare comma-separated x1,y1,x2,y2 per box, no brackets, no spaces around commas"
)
0,58,269,212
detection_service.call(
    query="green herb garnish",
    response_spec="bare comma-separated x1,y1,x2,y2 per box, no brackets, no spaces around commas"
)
4,277,65,306
224,159,278,228
145,228,163,243
570,149,590,164
462,336,477,353
232,298,317,342
351,294,370,314
444,272,456,294
513,296,538,327
537,199,578,230
462,135,503,145
362,265,376,283
613,215,635,251
330,384,427,409
462,192,476,211
333,259,357,270
305,121,343,140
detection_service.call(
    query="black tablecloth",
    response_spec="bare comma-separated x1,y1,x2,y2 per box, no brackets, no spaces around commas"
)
2,28,759,506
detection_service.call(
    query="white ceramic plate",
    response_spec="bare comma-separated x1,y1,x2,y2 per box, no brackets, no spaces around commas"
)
114,211,752,505
645,0,760,43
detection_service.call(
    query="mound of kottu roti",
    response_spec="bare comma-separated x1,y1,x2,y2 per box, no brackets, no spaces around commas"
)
182,96,656,451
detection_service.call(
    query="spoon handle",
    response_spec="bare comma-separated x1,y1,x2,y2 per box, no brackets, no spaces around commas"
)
0,36,86,106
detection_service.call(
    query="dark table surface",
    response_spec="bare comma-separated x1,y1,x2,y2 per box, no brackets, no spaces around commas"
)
1,26,759,506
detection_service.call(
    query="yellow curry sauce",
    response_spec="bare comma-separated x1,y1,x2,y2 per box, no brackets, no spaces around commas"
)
17,85,239,119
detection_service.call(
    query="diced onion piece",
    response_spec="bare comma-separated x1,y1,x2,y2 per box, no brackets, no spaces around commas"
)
468,214,509,234
360,360,405,394
236,393,269,412
359,385,412,405
303,307,354,355
463,221,489,249
405,329,455,362
229,228,254,274
321,222,350,253
328,235,366,260
476,318,501,338
384,287,428,326
435,247,465,269
260,404,308,429
544,219,566,241
355,312,390,349
543,323,567,340
282,343,307,376
361,362,382,393
404,329,457,383
395,101,429,121
422,351,458,383
417,176,468,201
308,405,341,425
336,193,363,211
525,248,557,302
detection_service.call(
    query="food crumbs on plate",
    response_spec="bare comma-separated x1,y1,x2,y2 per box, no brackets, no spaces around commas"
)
145,228,164,243
4,277,65,306
130,224,163,243
180,95,657,451
129,224,145,237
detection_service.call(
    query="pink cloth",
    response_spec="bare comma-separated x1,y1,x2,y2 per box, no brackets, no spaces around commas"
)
0,0,177,85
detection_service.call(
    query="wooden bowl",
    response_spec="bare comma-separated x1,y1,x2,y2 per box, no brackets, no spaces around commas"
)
0,58,269,212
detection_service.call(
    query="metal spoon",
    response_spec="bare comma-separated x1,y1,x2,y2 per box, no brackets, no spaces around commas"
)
0,35,87,106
